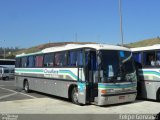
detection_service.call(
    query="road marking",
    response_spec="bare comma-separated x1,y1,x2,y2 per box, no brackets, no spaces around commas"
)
0,86,17,93
19,92,37,99
0,86,37,99
0,85,16,87
0,80,14,82
0,93,17,100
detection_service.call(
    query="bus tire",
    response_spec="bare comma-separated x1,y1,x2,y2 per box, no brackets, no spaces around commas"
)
157,89,160,102
2,77,6,80
71,87,79,105
24,80,30,93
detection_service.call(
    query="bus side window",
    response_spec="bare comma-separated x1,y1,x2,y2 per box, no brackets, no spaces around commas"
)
133,52,142,68
156,51,160,66
43,53,54,67
28,56,35,68
55,52,67,67
16,58,21,68
68,50,78,67
143,51,155,67
21,57,28,68
78,50,83,66
35,55,43,67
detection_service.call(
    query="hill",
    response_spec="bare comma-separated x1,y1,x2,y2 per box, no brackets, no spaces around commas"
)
4,42,96,59
127,37,160,48
2,38,160,59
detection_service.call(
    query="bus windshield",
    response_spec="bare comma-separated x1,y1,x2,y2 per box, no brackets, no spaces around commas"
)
100,50,136,83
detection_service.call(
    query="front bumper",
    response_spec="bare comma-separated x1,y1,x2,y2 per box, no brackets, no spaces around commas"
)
96,91,137,106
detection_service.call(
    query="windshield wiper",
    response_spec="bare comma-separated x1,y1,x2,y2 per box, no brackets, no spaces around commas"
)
122,53,132,64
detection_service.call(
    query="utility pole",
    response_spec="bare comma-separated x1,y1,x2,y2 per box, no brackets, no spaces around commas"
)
119,0,124,46
4,40,5,59
75,33,78,42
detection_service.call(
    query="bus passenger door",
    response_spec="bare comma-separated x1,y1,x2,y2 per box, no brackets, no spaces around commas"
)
86,51,98,102
77,50,98,104
77,50,87,104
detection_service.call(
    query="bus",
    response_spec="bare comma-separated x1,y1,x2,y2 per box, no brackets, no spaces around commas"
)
0,59,15,68
15,44,137,106
131,44,160,101
0,59,15,80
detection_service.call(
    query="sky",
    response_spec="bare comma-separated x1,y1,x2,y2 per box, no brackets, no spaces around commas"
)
0,0,160,48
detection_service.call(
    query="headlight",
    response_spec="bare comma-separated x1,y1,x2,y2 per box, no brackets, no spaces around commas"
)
101,89,115,94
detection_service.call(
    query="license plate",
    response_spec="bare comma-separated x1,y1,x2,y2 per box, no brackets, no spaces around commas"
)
119,96,125,99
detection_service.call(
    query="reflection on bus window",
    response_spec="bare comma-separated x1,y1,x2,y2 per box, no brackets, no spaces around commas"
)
68,51,78,66
133,52,142,64
156,51,160,66
15,58,21,67
21,57,28,68
44,54,54,67
28,56,35,67
4,69,9,73
35,55,43,67
78,50,83,66
55,52,66,66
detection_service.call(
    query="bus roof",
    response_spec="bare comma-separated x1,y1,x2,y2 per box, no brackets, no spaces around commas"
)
131,44,160,52
16,44,131,57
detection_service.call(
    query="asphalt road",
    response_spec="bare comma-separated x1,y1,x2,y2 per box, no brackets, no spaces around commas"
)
0,79,50,102
0,79,160,120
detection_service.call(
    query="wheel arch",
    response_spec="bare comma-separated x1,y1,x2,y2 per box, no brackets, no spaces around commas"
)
68,84,78,99
23,78,28,89
156,87,160,101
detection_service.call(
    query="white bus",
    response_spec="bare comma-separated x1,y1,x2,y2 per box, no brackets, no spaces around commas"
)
15,44,137,106
131,44,160,101
0,59,15,80
0,59,15,68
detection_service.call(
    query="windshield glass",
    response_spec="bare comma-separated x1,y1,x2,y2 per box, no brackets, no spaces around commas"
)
100,50,136,83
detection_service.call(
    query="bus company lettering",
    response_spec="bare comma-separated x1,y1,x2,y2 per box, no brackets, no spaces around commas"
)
43,69,59,78
44,69,59,74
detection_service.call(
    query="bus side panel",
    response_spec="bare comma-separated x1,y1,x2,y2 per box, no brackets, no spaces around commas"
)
138,69,160,100
15,68,80,99
53,80,68,98
140,81,156,99
44,79,57,96
16,75,75,99
33,78,75,98
140,81,160,100
15,76,24,90
145,81,157,100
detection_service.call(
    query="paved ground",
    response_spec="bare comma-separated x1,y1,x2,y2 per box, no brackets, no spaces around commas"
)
0,79,160,120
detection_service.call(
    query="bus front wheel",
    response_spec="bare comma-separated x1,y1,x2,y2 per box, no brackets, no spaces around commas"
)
71,87,79,105
24,80,30,93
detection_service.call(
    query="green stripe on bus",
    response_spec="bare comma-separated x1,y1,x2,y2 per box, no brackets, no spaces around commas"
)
140,71,160,77
15,69,43,73
15,69,80,80
98,83,136,89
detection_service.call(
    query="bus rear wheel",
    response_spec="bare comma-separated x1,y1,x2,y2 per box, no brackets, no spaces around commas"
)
71,87,79,105
24,80,30,93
